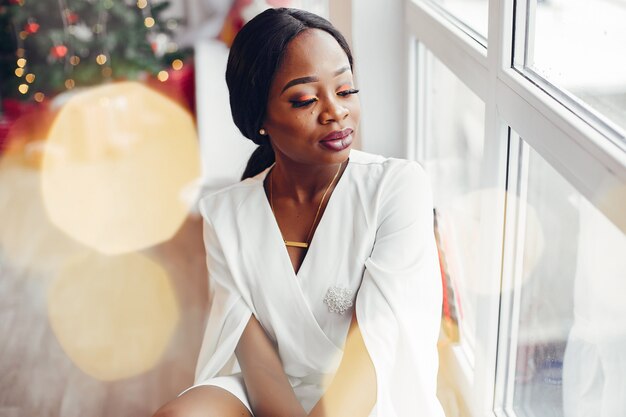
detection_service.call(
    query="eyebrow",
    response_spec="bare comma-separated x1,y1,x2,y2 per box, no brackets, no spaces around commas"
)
280,65,351,94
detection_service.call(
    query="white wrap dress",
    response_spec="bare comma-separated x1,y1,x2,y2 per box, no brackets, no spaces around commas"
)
185,149,444,416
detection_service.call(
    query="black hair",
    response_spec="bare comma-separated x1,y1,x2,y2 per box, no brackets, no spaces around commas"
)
225,7,354,181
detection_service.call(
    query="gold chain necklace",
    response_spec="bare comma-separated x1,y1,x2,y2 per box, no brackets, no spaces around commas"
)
270,161,344,248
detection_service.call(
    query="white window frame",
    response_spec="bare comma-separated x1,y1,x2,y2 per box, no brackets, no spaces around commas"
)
404,0,626,416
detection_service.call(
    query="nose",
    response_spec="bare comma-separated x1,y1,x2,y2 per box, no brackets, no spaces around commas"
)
319,97,349,124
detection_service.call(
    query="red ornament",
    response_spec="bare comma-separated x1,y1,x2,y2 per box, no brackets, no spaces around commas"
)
50,45,68,59
66,11,79,24
24,22,39,34
9,0,23,5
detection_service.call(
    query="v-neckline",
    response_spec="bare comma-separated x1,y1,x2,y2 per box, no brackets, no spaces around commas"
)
258,156,351,280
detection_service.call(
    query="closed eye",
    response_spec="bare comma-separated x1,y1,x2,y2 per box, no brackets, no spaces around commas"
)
290,98,318,108
337,88,360,97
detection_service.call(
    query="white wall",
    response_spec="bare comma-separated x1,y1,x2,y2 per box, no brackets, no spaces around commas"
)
336,0,408,158
194,40,257,192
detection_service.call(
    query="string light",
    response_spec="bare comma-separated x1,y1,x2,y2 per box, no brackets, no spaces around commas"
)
17,58,26,68
157,71,168,82
65,79,75,89
137,0,147,9
15,68,24,77
18,84,29,94
171,59,183,70
70,55,80,65
34,92,45,102
144,17,155,28
25,73,35,83
96,54,107,65
19,31,28,40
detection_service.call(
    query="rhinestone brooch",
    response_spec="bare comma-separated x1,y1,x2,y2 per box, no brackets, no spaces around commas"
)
323,286,353,315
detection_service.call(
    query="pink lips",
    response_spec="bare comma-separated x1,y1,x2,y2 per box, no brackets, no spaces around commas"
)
319,128,353,152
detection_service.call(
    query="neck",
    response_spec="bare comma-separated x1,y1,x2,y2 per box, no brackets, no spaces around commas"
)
270,157,347,205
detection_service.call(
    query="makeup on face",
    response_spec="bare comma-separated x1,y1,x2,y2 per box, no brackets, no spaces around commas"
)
280,65,351,95
287,83,359,109
319,128,353,152
262,29,361,164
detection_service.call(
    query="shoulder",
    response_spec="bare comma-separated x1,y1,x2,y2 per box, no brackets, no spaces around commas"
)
197,175,262,223
349,149,429,192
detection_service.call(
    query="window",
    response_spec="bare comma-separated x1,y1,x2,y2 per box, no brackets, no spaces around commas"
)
498,136,626,417
405,0,626,415
515,0,626,147
425,0,488,43
419,47,487,365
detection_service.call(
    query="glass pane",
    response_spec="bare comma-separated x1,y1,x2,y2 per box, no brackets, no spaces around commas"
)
510,144,626,417
525,0,626,138
420,49,486,363
427,0,488,43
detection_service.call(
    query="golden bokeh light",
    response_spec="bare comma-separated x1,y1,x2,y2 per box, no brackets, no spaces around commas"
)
96,54,107,65
15,67,24,77
41,81,200,254
64,79,75,89
144,17,155,28
48,252,179,381
171,59,183,71
0,106,87,273
34,92,45,102
157,70,169,82
137,0,148,8
18,84,29,94
25,73,35,83
17,58,26,68
70,55,80,65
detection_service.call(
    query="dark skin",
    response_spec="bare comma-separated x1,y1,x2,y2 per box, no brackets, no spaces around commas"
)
235,29,376,417
152,29,376,417
261,27,360,276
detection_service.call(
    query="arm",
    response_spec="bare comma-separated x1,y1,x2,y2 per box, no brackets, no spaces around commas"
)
311,161,441,416
307,311,377,417
235,314,308,417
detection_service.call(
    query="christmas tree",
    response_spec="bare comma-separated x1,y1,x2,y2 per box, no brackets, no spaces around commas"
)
0,0,192,105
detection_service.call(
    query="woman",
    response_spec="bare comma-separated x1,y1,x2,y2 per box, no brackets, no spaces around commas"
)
154,8,444,417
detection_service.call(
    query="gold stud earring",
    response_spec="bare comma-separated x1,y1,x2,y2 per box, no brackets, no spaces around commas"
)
259,128,267,135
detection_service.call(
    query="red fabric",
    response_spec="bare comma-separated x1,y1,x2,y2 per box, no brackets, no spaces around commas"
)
218,0,292,47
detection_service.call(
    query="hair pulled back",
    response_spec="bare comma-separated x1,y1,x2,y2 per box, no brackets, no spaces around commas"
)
226,7,353,180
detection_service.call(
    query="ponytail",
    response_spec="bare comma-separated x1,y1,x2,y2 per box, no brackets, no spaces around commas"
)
241,140,275,181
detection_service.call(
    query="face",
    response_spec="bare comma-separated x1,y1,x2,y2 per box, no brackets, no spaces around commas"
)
263,29,361,166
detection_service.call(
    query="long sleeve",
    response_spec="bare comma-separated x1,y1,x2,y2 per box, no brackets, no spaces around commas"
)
355,161,444,417
192,201,253,385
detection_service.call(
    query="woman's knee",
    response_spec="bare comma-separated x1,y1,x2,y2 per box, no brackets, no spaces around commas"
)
152,386,251,417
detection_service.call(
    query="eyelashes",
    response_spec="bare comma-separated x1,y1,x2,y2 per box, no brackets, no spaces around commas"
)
337,88,360,97
289,88,360,108
290,97,318,108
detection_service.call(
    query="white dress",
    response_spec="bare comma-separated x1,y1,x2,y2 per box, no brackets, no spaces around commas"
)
183,148,445,417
